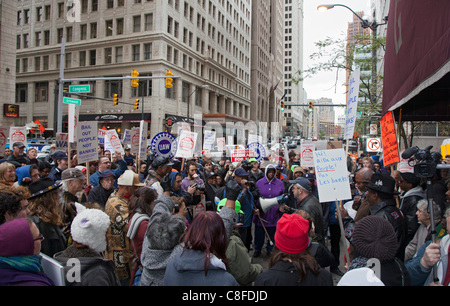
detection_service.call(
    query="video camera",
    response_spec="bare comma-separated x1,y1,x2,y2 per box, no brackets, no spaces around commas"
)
402,145,449,178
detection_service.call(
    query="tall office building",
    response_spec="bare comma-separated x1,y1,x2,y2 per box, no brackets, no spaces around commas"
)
15,0,252,139
282,0,305,137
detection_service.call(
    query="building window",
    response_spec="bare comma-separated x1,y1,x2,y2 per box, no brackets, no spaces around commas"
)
79,51,86,66
106,20,113,36
16,84,28,103
104,80,123,98
144,43,152,60
133,15,141,32
35,82,49,102
144,13,153,31
116,18,124,35
90,22,97,39
104,48,112,64
80,24,87,40
89,50,96,65
115,46,123,63
132,44,140,61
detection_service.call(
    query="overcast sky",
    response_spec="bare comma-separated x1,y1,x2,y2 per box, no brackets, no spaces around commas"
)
302,0,371,120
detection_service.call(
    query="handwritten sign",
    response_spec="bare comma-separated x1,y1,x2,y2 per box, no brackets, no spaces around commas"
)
314,149,352,202
344,67,361,140
77,122,98,164
203,130,216,151
301,143,315,167
380,111,400,166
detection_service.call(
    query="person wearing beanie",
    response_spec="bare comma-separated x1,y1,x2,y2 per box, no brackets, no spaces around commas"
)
54,203,119,286
349,215,410,286
254,213,333,286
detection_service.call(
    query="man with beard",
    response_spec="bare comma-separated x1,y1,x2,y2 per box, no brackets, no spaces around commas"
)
7,142,29,167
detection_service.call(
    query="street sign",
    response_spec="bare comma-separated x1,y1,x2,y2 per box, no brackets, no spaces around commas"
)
366,138,381,152
63,97,81,105
69,85,91,93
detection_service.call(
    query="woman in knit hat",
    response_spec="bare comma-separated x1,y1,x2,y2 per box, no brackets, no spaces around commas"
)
349,215,410,286
254,213,333,286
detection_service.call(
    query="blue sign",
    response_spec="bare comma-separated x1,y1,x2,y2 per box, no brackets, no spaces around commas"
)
150,132,177,159
246,142,266,163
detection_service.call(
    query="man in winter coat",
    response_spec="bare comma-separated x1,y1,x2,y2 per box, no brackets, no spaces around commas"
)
253,164,285,257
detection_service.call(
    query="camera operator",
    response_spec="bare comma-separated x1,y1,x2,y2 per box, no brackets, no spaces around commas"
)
181,160,205,206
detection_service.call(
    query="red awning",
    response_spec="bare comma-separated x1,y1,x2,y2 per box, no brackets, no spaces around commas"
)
382,0,450,121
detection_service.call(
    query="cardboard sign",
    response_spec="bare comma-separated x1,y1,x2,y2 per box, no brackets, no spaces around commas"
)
380,111,400,166
9,127,27,148
344,67,361,139
106,129,124,155
176,130,198,158
300,143,315,167
231,149,255,162
68,104,79,143
77,122,98,164
203,130,216,151
314,149,352,202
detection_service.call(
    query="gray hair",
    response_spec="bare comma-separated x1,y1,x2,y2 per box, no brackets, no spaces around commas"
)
416,199,441,218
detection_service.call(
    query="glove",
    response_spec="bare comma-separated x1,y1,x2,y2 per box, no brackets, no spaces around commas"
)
160,173,171,192
225,178,243,201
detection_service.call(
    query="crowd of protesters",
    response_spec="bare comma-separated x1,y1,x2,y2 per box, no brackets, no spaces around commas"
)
0,139,449,287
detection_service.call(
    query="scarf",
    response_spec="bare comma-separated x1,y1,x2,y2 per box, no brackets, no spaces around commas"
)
0,255,43,273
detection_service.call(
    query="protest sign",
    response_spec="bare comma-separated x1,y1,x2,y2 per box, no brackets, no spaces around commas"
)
122,129,132,147
344,67,361,140
68,104,79,143
77,122,98,164
0,126,9,156
300,143,315,167
150,132,177,159
380,111,400,166
138,120,148,160
246,142,266,163
217,137,225,152
131,127,140,154
314,149,352,202
231,149,255,162
106,129,124,155
203,130,216,151
98,129,106,146
176,130,197,158
9,127,27,147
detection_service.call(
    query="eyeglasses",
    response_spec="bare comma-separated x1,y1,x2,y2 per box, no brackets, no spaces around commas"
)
34,234,44,241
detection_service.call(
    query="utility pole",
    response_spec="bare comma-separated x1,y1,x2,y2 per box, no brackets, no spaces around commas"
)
57,38,65,133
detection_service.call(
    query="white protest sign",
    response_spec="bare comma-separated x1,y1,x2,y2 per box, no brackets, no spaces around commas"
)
344,67,361,140
68,104,80,143
314,149,352,202
9,127,27,148
98,129,106,146
217,137,225,152
131,127,140,154
248,134,258,146
122,129,132,147
106,129,124,155
138,120,148,160
176,130,197,158
56,133,68,151
0,126,9,156
203,130,216,151
77,122,98,164
300,143,315,167
227,135,234,146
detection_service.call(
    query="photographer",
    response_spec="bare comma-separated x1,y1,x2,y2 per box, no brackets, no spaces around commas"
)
181,160,205,206
232,168,254,250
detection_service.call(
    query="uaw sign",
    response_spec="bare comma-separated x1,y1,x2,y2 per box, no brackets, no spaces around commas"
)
150,132,177,159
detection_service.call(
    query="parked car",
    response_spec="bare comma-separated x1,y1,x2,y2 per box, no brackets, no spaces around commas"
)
287,140,297,149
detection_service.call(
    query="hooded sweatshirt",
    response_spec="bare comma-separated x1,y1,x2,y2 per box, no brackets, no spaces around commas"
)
253,164,285,227
15,165,32,186
0,218,54,286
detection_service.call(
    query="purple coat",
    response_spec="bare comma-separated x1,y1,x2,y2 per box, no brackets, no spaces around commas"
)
253,164,285,227
0,218,54,286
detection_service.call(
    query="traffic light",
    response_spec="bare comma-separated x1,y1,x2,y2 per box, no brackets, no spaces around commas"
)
134,99,139,110
280,100,285,111
131,70,139,87
113,94,118,105
165,70,173,88
308,101,313,113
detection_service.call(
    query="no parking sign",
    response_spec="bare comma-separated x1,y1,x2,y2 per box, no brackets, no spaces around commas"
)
366,138,381,152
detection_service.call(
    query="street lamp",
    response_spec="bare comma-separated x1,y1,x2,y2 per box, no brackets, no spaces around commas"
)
187,84,209,128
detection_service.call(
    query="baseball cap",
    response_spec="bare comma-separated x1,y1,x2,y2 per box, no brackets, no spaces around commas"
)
53,151,68,161
289,177,312,192
118,170,144,187
99,170,115,179
61,168,86,180
248,158,258,163
234,168,249,177
13,142,26,148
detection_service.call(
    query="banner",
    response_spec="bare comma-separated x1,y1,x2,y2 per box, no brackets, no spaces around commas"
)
314,149,352,202
77,122,98,164
231,149,255,162
380,111,400,166
344,67,361,140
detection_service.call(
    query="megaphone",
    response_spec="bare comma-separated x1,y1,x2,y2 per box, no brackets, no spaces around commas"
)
259,194,290,213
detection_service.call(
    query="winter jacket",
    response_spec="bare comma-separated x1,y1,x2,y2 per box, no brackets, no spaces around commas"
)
54,245,119,286
163,249,239,286
399,186,425,244
88,184,114,209
30,215,67,258
297,193,325,244
90,159,128,188
349,256,410,286
254,260,333,286
253,164,285,228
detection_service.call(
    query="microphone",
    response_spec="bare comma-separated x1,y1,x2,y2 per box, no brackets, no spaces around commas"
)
401,147,418,160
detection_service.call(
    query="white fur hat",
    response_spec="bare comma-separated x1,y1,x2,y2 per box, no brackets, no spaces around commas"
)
71,203,111,253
